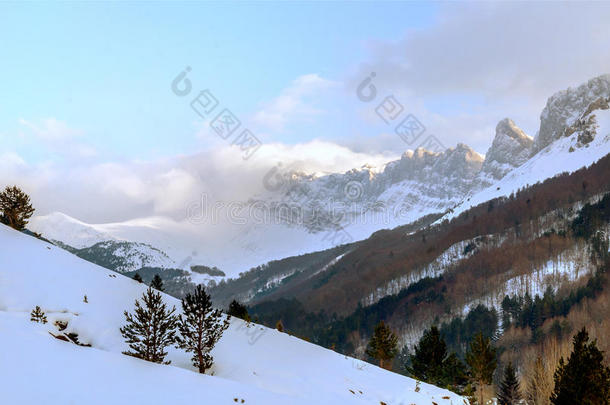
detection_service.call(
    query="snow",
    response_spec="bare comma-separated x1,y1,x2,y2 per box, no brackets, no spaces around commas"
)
443,120,610,222
0,223,464,404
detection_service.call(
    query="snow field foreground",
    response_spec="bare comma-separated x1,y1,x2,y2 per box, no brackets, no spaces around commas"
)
0,224,464,404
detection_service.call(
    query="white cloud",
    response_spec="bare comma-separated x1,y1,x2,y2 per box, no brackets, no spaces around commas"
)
19,118,83,141
0,138,394,223
347,2,610,151
253,74,339,132
18,118,97,159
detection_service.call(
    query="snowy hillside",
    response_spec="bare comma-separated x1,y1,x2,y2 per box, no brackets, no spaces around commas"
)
0,223,464,404
444,90,610,221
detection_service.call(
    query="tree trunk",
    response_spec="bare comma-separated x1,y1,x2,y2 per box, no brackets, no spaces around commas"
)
198,350,205,373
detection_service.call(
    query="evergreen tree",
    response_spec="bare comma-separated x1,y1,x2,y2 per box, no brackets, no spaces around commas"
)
550,328,610,405
409,326,447,385
408,326,467,392
30,306,47,324
365,321,398,369
133,273,143,283
151,274,164,291
227,300,250,321
466,332,497,405
175,285,230,373
120,287,177,364
0,185,35,230
498,362,522,405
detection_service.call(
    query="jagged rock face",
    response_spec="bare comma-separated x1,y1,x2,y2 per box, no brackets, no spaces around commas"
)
534,74,610,153
251,144,484,232
481,118,533,179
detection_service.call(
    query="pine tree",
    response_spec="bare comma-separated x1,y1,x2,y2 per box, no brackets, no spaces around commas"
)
550,328,610,405
365,321,398,369
465,332,497,405
408,326,467,392
0,185,35,230
175,285,230,373
151,274,164,291
409,326,448,385
227,300,250,321
30,306,47,324
133,273,143,283
497,362,522,405
120,287,177,364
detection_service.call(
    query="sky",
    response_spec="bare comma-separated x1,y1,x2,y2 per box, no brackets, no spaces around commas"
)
2,1,610,223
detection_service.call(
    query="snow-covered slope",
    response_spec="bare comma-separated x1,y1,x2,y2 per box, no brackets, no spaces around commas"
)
0,224,464,404
444,83,610,221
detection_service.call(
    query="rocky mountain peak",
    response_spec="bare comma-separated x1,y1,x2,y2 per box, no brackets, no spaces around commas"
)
534,74,610,153
481,118,533,179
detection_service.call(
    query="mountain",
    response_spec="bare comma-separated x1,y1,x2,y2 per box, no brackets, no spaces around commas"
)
29,75,610,289
479,118,533,180
0,223,464,404
533,74,610,153
203,75,610,364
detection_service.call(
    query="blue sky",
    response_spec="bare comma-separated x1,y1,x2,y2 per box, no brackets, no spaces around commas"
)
1,1,439,161
2,1,610,222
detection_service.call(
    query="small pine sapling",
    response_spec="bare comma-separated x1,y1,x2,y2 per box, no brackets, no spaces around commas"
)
30,306,47,324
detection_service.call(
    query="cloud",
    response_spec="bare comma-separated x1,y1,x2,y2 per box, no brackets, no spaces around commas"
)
253,74,339,132
19,118,83,141
18,118,97,159
348,2,610,150
0,138,395,224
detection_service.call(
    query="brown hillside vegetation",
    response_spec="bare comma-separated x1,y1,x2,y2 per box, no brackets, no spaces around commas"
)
253,152,610,316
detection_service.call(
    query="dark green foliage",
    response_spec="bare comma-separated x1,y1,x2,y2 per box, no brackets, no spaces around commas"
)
571,193,610,240
408,326,468,393
365,321,398,369
190,265,226,277
247,276,445,355
550,328,610,405
124,267,196,298
440,304,498,356
409,326,448,384
227,300,250,321
175,285,230,373
133,273,143,283
499,268,606,340
120,287,177,364
466,332,497,405
0,185,35,230
151,274,164,292
497,362,522,405
30,306,47,324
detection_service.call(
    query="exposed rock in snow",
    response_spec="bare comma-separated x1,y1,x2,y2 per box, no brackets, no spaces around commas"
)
481,118,533,179
534,74,610,153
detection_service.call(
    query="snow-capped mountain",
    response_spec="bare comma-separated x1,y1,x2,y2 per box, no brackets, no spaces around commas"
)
445,74,610,220
29,75,610,279
0,223,464,404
